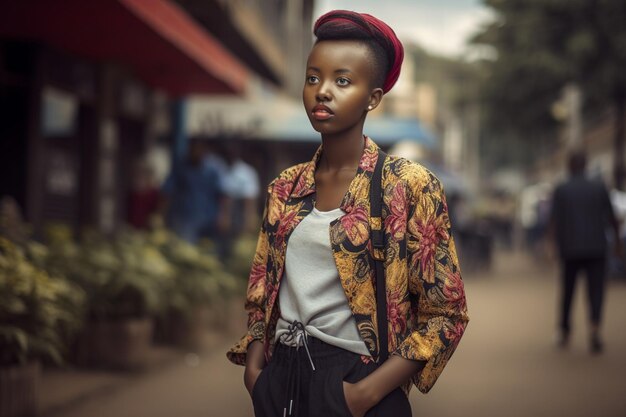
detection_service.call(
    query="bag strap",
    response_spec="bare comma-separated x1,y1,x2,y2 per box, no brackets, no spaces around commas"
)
370,149,388,363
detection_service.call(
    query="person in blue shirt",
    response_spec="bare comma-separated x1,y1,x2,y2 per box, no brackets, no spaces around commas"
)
161,138,224,244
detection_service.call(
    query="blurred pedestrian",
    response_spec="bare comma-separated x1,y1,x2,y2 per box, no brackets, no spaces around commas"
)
218,141,260,258
127,159,160,230
549,150,622,353
227,10,468,417
520,182,551,259
160,138,224,244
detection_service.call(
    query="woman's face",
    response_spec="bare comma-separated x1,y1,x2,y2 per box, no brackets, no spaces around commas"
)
303,40,381,136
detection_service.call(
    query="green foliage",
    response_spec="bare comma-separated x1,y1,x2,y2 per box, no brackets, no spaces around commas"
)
0,221,240,366
0,237,85,367
42,224,237,321
42,225,175,320
472,0,626,170
149,228,238,318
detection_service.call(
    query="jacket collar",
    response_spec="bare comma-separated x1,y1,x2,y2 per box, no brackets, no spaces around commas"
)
290,136,381,210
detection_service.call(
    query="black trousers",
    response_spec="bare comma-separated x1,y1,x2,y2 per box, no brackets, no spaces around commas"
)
251,337,412,417
560,257,606,332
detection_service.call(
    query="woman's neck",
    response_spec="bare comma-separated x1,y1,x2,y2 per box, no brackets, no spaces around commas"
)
318,126,365,172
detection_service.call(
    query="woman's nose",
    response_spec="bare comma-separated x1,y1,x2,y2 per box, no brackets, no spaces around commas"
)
315,81,332,101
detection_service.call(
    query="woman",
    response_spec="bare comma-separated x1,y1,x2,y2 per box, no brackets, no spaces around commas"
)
227,10,469,417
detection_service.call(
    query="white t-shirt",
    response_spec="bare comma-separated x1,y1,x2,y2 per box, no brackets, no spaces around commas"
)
274,207,371,356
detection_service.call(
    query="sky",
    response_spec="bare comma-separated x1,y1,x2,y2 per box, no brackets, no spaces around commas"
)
314,0,493,58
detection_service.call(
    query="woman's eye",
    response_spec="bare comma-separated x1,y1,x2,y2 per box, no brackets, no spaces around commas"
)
336,77,350,86
307,75,319,84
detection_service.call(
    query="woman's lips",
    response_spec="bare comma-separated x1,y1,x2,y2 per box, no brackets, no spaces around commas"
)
312,105,334,121
312,109,334,121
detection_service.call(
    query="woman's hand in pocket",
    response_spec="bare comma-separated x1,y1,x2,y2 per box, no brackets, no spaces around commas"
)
244,340,266,397
343,381,375,417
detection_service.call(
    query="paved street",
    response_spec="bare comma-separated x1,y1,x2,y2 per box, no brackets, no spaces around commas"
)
47,251,626,417
414,253,626,417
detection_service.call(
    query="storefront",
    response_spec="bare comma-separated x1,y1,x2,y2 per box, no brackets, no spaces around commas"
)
0,0,249,235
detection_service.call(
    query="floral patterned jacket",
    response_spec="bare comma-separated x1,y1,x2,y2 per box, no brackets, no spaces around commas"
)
227,137,468,394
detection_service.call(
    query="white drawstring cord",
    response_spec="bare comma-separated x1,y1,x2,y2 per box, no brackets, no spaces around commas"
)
279,320,316,416
298,332,316,371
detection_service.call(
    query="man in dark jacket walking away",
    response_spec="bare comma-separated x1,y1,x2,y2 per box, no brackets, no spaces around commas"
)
550,150,622,353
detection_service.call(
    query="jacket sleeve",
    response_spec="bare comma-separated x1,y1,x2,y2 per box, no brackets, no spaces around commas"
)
393,173,469,393
226,181,274,366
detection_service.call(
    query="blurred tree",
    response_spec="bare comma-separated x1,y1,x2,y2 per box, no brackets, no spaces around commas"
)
473,0,626,187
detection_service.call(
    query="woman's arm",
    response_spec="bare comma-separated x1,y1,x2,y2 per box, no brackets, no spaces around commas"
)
226,182,275,367
244,340,266,396
398,174,468,393
345,171,468,416
343,356,425,416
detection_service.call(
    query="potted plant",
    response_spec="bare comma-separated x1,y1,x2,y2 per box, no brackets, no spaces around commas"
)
0,237,83,417
44,226,174,370
151,229,238,349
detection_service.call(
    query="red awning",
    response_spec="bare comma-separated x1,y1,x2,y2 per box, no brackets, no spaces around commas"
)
0,0,249,95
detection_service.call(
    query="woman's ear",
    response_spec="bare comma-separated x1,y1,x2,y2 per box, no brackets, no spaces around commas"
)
367,88,384,112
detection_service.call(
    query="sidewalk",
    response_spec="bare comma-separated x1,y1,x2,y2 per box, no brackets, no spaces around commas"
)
39,299,248,417
40,346,179,416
